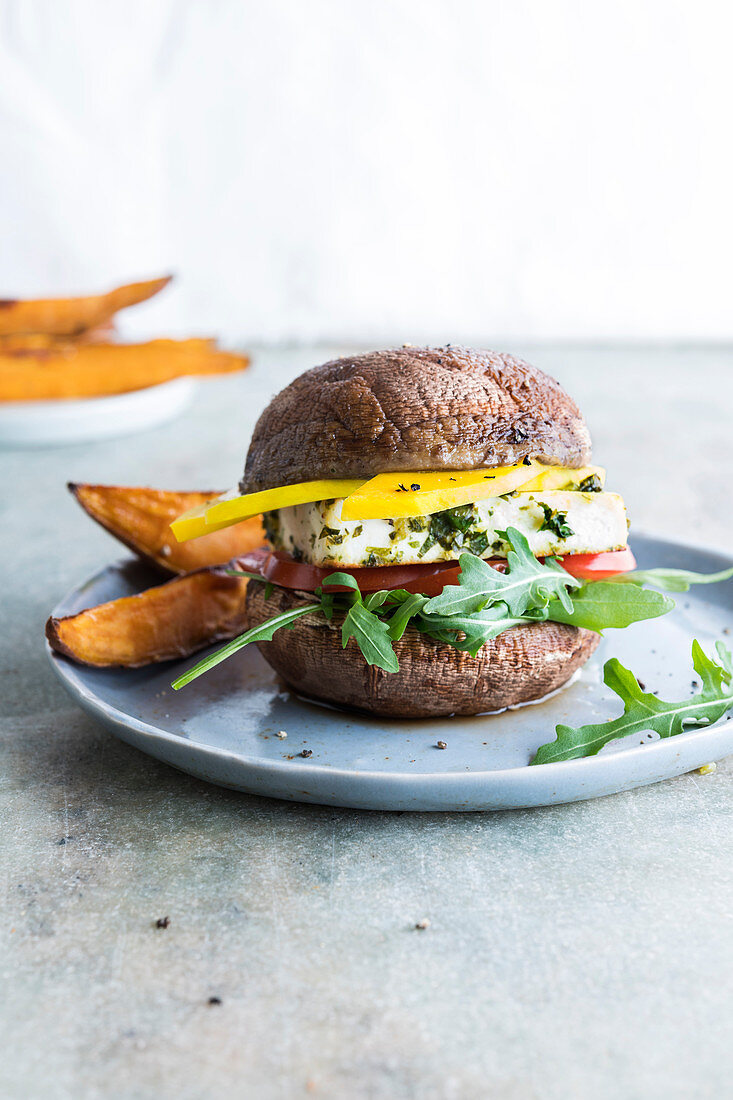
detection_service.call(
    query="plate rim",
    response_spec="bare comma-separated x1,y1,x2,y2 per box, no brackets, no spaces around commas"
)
46,532,733,791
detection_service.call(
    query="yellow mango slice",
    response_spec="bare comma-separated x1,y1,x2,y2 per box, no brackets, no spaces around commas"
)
169,500,216,541
340,462,546,521
520,465,605,492
171,479,367,542
170,466,608,541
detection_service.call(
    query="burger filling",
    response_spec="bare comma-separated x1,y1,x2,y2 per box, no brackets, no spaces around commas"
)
171,468,732,721
264,490,628,568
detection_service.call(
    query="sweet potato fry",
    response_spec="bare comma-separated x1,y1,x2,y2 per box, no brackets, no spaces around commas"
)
46,568,249,668
69,483,265,574
0,334,77,351
0,275,171,337
0,338,249,400
0,322,116,351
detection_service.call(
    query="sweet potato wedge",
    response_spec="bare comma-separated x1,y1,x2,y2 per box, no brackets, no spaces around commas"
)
0,275,171,337
0,338,249,401
46,567,249,668
69,483,265,574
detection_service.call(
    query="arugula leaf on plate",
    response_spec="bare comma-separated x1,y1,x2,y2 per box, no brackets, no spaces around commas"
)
608,565,733,592
545,581,674,632
531,640,733,764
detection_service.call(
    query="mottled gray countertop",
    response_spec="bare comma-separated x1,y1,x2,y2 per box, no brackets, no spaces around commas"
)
2,345,732,1100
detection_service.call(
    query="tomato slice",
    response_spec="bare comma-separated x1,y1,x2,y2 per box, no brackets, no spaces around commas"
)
554,547,636,581
233,548,466,595
234,546,636,595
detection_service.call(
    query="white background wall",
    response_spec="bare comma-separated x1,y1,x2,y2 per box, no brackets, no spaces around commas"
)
0,0,731,345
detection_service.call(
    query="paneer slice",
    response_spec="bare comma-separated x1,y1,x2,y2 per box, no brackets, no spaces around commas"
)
265,490,629,567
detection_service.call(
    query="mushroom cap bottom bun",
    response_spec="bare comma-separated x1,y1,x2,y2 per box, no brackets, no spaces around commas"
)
246,583,600,719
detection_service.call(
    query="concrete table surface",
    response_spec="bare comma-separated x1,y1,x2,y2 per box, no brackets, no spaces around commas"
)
1,345,732,1100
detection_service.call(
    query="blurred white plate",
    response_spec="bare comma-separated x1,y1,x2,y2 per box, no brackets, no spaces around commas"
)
0,376,195,448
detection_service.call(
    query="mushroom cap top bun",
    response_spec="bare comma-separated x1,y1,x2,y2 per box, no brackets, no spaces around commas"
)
241,346,591,493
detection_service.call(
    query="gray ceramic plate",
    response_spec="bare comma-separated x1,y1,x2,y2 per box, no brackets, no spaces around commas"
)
47,534,733,811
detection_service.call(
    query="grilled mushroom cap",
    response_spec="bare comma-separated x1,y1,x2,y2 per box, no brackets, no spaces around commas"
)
246,583,599,718
241,346,591,493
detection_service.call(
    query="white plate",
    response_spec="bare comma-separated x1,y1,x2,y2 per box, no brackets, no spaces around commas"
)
0,376,195,448
47,535,733,811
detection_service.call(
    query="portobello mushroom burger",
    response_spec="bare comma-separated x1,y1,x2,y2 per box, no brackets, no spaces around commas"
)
170,347,674,717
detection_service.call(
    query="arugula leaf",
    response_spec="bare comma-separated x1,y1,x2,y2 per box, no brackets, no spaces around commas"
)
318,570,401,670
546,581,673,632
423,528,579,618
608,565,733,593
317,572,361,618
172,603,320,689
386,592,429,640
363,590,391,612
419,606,535,656
342,602,399,672
319,572,361,594
531,640,733,764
